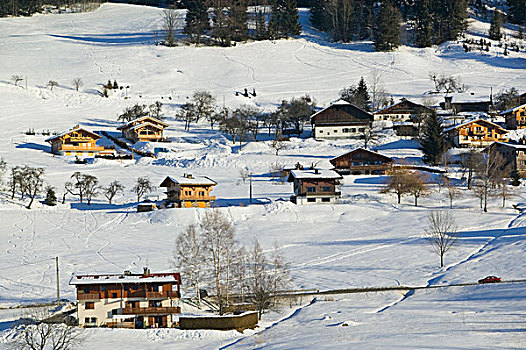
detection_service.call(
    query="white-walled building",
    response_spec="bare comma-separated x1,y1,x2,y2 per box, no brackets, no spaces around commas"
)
310,100,373,140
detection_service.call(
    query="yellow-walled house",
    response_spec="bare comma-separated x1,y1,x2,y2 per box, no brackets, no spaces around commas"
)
445,119,508,148
159,174,216,208
501,103,526,130
117,116,168,142
45,126,104,157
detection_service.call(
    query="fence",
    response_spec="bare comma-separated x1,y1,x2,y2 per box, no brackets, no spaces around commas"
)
179,311,258,330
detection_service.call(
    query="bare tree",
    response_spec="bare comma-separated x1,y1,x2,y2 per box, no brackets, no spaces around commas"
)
65,172,99,205
270,241,290,307
381,166,412,204
72,78,83,92
0,157,7,186
11,75,23,87
14,308,83,350
173,224,205,306
425,211,459,268
131,177,154,203
199,210,235,314
9,166,23,199
444,178,462,209
47,80,58,91
161,8,178,47
473,150,507,212
407,171,431,206
192,90,216,124
103,180,124,204
361,126,379,149
369,69,390,111
21,166,45,209
497,177,517,208
460,148,482,190
271,139,287,155
249,239,273,320
239,167,250,184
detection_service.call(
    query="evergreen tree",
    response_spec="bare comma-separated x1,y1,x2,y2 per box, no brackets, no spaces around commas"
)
44,186,57,206
414,0,433,47
511,170,521,186
211,0,231,46
230,0,249,42
254,8,269,40
340,77,371,111
489,11,503,41
269,0,302,38
373,1,401,51
184,0,210,45
421,112,449,165
507,0,526,25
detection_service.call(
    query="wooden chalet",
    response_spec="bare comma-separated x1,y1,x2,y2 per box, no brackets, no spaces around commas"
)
330,148,394,175
287,169,342,205
486,142,526,177
445,119,508,148
310,100,373,140
69,268,181,329
117,116,168,142
501,103,526,130
159,174,216,208
373,99,434,122
440,94,493,114
45,125,104,157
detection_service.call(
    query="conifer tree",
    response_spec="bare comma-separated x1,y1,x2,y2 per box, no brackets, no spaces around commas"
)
414,0,433,47
421,112,449,165
340,77,372,111
230,0,249,42
507,0,526,25
184,0,210,45
489,11,503,41
373,1,401,52
269,0,302,39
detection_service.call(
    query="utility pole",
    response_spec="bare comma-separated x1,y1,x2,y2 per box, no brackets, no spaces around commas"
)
249,172,253,204
55,256,60,306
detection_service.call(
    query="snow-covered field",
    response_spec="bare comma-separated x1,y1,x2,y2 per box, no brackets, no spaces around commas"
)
0,3,525,349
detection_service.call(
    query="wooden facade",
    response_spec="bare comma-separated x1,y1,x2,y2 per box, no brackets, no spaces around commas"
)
373,99,433,122
70,269,181,329
486,142,526,177
310,100,373,140
45,126,104,156
287,169,342,205
159,174,216,208
445,119,508,148
330,148,394,175
117,116,168,142
501,103,526,130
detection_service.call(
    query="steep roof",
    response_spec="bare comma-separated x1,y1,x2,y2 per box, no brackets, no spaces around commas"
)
69,272,180,285
159,175,217,187
130,121,166,131
330,147,394,165
499,103,526,116
443,118,508,133
45,126,101,142
117,116,169,130
287,169,342,182
310,100,373,126
374,99,433,115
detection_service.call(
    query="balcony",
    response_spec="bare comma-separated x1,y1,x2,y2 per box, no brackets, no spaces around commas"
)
297,191,341,197
60,144,105,152
78,293,101,300
180,195,216,201
145,291,180,298
122,306,181,315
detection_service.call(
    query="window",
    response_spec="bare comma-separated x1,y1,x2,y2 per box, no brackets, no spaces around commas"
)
111,292,117,298
351,128,356,133
85,302,95,310
321,187,331,192
306,187,316,193
358,128,365,132
83,287,90,293
307,198,316,203
333,130,338,133
321,198,331,202
199,191,205,196
319,130,323,133
149,300,162,307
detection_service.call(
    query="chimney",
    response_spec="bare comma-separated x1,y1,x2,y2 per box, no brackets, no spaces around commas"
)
314,169,320,174
143,267,150,276
444,96,453,110
124,270,131,276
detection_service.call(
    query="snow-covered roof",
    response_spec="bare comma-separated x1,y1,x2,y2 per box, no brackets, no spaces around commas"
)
445,93,491,103
118,116,168,130
160,175,217,187
491,142,526,150
499,103,526,115
309,99,350,120
69,272,180,285
130,121,166,131
443,118,507,133
289,169,342,180
45,126,101,142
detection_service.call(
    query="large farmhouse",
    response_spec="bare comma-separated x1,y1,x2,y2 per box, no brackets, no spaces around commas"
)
501,103,526,130
310,100,373,140
373,99,433,122
486,142,526,177
159,174,217,208
330,148,394,175
45,125,104,157
70,268,181,329
117,116,168,142
445,119,508,148
287,169,342,205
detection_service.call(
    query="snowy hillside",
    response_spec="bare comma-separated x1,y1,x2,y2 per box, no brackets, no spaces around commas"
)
0,3,525,349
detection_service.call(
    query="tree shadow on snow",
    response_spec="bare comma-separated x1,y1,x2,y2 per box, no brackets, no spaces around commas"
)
15,142,51,153
47,32,158,46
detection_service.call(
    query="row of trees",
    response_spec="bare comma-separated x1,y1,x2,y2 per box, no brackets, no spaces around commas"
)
173,210,291,318
176,0,301,46
0,0,102,17
310,0,469,50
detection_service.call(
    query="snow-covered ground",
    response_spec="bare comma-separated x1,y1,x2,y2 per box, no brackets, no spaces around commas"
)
0,3,525,349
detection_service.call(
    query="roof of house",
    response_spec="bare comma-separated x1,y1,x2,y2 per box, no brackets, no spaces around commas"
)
330,147,394,164
499,103,526,116
69,272,180,285
288,169,342,181
159,175,217,187
443,118,508,133
373,99,433,115
310,100,373,125
45,126,101,142
130,121,166,131
489,141,526,150
117,116,169,130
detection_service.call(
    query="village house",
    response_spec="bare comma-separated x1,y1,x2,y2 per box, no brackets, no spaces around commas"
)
439,94,493,114
287,169,342,205
373,98,434,122
310,100,373,140
501,103,526,130
445,118,508,148
330,148,394,175
45,125,104,157
159,174,216,208
117,116,168,142
69,268,181,329
486,142,526,177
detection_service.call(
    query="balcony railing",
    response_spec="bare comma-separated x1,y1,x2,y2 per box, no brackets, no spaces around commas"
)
78,293,101,300
180,195,216,201
60,145,105,151
122,306,181,315
297,191,341,197
145,291,180,298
